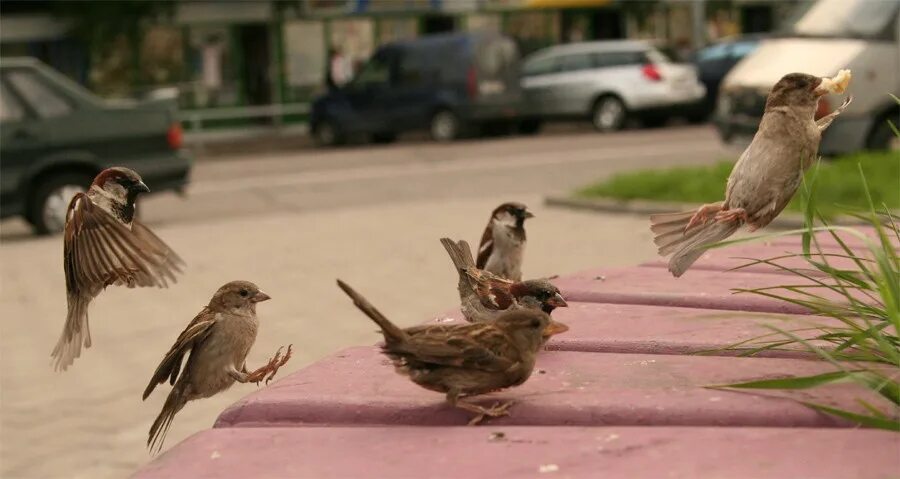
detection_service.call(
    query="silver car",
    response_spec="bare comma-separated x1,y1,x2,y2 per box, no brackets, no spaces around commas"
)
520,41,706,132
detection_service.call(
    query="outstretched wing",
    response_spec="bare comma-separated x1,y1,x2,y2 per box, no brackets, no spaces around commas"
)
64,193,183,297
142,308,218,400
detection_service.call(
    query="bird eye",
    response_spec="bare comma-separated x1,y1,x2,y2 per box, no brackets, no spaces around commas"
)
239,289,249,297
530,319,542,329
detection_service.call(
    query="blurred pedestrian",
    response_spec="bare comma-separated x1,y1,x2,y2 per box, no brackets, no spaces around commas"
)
326,46,352,91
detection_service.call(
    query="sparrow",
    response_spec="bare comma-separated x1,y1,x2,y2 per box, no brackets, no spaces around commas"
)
337,279,567,425
651,70,853,277
53,167,184,371
441,237,568,327
143,280,291,453
476,202,534,281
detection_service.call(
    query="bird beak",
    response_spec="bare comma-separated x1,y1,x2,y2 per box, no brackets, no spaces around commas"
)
522,210,535,219
132,181,150,193
812,79,830,97
547,293,568,308
251,291,271,303
542,320,569,337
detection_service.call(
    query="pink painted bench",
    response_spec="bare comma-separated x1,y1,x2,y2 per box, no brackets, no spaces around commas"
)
135,228,896,477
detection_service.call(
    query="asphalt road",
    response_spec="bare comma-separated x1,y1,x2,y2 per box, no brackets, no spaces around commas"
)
0,125,731,478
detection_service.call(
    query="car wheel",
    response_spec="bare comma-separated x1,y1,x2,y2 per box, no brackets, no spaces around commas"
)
592,96,627,132
866,116,900,151
27,172,92,235
430,109,461,142
517,119,542,135
314,120,342,147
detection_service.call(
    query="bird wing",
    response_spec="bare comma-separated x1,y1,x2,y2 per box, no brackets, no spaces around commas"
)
64,193,183,297
465,268,515,309
396,324,517,372
475,224,494,269
142,308,218,400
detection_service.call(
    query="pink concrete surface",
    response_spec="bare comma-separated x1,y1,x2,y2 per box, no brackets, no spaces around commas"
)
134,426,900,479
432,302,836,358
551,266,853,314
215,347,889,429
641,242,861,276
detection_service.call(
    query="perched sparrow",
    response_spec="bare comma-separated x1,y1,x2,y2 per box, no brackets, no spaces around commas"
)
441,238,568,327
337,279,567,425
651,70,853,277
476,202,534,281
143,281,291,453
53,167,184,371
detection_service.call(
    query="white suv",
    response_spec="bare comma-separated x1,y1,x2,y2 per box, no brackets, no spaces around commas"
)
520,40,706,132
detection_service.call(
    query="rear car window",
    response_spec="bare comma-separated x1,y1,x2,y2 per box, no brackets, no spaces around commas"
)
7,70,73,118
523,56,559,76
595,51,646,67
558,53,595,72
476,37,519,81
0,82,25,122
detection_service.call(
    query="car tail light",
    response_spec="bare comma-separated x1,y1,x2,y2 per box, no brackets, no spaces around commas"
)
167,123,183,150
466,66,478,99
641,64,662,82
815,97,830,120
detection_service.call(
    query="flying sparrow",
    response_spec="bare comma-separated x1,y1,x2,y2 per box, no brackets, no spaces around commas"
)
651,70,853,277
337,279,567,425
143,280,291,453
441,237,568,328
53,167,184,371
476,202,534,281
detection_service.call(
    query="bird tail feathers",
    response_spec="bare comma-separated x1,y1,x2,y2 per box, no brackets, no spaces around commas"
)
148,383,188,454
51,295,92,372
440,237,476,272
336,280,406,343
650,207,741,277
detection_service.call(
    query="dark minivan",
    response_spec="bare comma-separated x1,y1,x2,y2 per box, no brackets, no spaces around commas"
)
310,32,522,145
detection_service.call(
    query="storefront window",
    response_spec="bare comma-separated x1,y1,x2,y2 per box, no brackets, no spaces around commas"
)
504,11,559,56
329,18,375,81
377,17,418,45
467,13,501,34
140,26,185,88
283,20,326,99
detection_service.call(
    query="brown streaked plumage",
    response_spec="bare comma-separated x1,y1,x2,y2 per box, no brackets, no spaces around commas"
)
337,279,567,425
477,202,533,281
441,238,567,327
143,280,290,453
651,71,853,277
54,167,184,371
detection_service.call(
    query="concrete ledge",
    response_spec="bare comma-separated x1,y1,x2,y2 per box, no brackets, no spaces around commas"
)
134,426,900,479
214,347,886,429
552,267,851,314
433,303,835,359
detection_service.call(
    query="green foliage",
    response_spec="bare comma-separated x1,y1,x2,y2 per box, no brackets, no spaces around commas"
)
576,151,899,218
51,1,175,52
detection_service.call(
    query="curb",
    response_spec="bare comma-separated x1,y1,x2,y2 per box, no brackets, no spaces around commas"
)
544,196,869,229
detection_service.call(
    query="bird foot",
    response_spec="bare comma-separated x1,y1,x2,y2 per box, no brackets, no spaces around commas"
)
714,208,749,224
685,203,724,231
246,345,293,385
463,400,515,426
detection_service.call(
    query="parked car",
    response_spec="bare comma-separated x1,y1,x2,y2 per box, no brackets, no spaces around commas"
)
519,40,706,132
692,34,764,119
310,32,523,145
0,57,192,234
715,0,900,154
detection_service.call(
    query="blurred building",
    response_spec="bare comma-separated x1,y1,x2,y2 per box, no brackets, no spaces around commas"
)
0,0,802,127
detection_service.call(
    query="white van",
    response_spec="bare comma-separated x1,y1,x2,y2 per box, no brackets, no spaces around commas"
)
714,0,899,154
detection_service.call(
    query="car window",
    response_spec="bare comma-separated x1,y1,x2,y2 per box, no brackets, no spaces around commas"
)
523,56,559,76
644,49,671,64
730,41,758,58
0,83,25,122
558,53,595,72
695,43,730,62
350,51,392,88
6,70,73,118
595,51,645,68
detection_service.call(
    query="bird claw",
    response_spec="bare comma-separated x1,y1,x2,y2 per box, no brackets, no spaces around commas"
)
466,401,515,426
714,208,748,224
246,344,293,385
685,203,723,231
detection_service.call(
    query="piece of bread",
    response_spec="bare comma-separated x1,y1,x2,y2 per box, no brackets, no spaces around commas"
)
819,69,852,94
